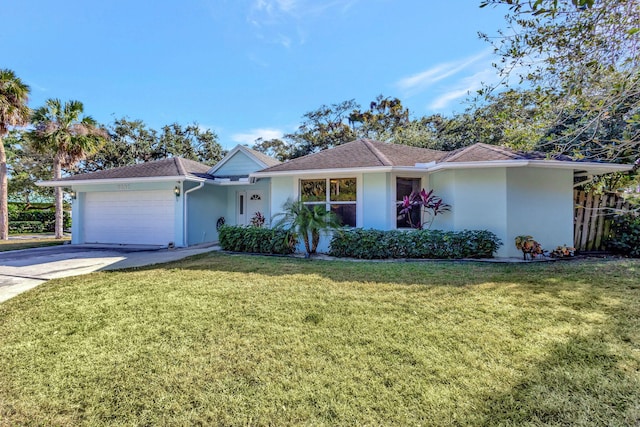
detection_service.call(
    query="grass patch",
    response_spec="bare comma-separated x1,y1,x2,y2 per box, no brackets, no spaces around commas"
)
0,253,639,425
0,237,70,252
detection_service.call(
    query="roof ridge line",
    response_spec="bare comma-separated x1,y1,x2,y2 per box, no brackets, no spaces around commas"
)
361,139,392,166
174,157,187,176
440,144,473,163
477,143,519,159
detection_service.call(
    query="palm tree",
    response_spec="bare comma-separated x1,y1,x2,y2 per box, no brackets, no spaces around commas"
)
0,69,31,240
273,199,342,256
29,99,107,238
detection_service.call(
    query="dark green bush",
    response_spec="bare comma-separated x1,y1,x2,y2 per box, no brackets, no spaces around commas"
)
607,214,640,257
329,228,502,259
9,209,71,232
9,221,45,234
219,225,296,255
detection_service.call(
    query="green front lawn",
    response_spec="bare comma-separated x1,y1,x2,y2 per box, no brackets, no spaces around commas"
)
0,253,638,425
0,237,70,252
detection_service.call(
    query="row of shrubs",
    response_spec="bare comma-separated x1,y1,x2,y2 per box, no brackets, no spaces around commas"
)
9,221,47,234
8,210,71,233
329,229,502,259
218,225,296,255
219,225,502,259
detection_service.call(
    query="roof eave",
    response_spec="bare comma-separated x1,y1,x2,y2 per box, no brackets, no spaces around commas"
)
36,175,207,187
251,165,434,178
429,160,634,174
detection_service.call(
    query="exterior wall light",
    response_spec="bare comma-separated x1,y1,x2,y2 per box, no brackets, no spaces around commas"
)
174,186,181,197
69,190,77,200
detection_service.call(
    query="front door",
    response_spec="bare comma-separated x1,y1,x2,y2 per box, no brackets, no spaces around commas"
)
247,191,264,224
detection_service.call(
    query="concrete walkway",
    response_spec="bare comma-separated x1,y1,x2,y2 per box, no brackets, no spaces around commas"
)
0,244,219,303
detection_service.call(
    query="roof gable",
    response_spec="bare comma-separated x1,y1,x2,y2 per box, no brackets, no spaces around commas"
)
208,145,280,177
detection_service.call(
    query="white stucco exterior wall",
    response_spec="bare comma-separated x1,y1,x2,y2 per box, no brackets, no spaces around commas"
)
269,176,296,222
70,192,83,245
430,168,508,239
431,166,575,258
506,167,574,256
431,168,509,256
429,170,455,232
185,183,226,246
362,172,390,230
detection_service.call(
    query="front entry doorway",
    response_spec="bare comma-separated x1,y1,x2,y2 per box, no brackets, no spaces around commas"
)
236,190,265,226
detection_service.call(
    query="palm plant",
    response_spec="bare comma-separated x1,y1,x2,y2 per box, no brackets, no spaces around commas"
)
273,199,342,256
0,69,31,240
29,99,107,238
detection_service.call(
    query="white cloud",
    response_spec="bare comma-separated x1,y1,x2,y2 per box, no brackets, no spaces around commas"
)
428,68,499,110
276,33,291,48
276,0,298,13
231,128,284,145
396,50,492,97
247,0,358,46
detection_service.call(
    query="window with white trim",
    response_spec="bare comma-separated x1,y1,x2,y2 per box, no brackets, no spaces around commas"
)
396,177,421,228
300,178,357,227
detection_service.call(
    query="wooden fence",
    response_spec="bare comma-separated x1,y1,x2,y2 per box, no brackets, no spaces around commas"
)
574,190,631,251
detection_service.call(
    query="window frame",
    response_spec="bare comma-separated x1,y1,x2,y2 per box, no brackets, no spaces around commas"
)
300,177,357,227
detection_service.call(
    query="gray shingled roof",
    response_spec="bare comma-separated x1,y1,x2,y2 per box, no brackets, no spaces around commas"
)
260,139,446,172
55,157,214,182
440,143,574,163
50,142,594,183
258,140,583,173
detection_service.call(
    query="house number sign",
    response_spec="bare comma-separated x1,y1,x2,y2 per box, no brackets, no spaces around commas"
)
117,184,131,190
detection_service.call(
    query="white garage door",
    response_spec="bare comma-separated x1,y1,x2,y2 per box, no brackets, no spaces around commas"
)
83,190,176,245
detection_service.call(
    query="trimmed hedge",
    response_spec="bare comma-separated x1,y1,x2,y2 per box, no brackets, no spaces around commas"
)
8,221,45,234
219,225,296,255
607,213,640,257
9,210,71,232
329,228,502,259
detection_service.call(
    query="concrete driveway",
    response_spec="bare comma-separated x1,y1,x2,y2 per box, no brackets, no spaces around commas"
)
0,244,219,303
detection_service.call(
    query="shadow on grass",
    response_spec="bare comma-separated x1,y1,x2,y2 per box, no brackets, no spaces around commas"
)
478,328,640,425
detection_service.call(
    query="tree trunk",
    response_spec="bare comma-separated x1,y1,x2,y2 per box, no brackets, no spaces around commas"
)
311,230,320,254
0,138,8,240
302,233,311,256
53,154,64,239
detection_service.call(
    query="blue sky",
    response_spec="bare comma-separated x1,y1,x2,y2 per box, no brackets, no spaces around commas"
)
2,0,508,149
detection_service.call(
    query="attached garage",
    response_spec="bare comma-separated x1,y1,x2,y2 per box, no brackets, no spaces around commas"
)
82,190,176,246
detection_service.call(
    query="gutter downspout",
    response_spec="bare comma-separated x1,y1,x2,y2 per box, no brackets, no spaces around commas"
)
183,181,205,247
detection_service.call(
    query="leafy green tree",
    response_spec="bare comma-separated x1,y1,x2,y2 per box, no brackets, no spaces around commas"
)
349,95,411,141
80,117,158,173
253,97,414,159
0,69,30,239
79,119,224,174
5,130,53,205
479,0,640,164
252,137,291,162
156,123,223,165
29,99,108,238
286,99,359,158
